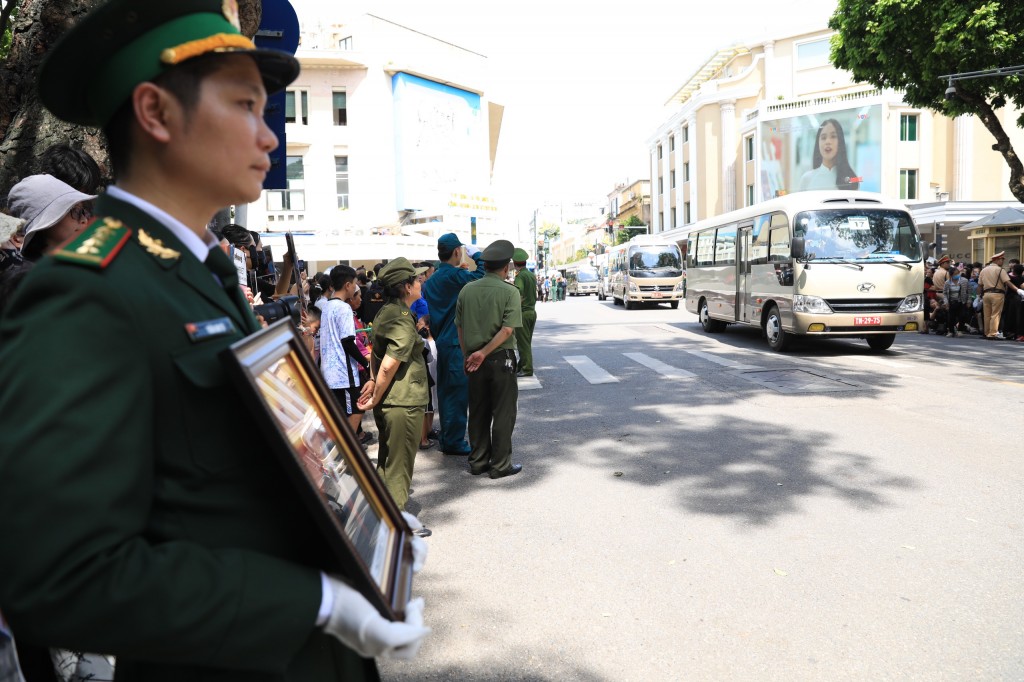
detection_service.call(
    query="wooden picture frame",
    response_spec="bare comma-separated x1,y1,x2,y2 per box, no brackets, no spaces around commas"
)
225,319,413,620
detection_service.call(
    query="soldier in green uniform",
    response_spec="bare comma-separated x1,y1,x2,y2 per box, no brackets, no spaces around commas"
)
512,247,537,377
357,258,429,512
0,2,428,679
455,240,524,479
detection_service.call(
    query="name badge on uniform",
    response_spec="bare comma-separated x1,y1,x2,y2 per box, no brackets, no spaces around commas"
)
185,317,236,343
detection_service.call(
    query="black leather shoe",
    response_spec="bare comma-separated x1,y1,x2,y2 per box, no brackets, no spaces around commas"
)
469,467,490,476
488,463,522,479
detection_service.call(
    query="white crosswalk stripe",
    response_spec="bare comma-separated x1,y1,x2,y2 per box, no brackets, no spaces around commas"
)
564,355,619,384
517,375,543,390
623,352,696,379
683,349,763,371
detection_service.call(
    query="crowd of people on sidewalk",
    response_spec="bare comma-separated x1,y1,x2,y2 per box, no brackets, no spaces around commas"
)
922,253,1024,341
0,2,542,680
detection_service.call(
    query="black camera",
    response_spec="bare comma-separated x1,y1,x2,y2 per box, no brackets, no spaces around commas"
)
252,295,301,325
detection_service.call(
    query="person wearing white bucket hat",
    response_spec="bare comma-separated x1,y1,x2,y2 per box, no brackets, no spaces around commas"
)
7,174,96,261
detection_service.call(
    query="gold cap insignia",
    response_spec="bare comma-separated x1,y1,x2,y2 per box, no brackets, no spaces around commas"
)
223,0,241,31
138,229,181,261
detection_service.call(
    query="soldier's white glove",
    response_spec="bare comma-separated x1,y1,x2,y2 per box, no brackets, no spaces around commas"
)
401,511,428,573
323,578,429,660
464,244,481,257
1018,288,1024,299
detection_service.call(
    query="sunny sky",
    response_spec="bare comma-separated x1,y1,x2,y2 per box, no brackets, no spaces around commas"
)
292,0,839,220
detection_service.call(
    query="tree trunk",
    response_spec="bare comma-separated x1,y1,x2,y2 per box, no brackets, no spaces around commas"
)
950,87,1024,205
0,0,262,194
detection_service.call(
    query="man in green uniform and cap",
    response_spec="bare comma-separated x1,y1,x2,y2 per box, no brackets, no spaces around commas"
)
455,240,524,479
512,247,537,377
0,1,428,679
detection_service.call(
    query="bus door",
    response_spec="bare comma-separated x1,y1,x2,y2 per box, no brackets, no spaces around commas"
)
737,224,753,323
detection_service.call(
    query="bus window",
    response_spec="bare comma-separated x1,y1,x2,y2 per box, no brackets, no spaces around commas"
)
687,237,697,268
769,227,791,262
696,231,715,266
715,226,736,265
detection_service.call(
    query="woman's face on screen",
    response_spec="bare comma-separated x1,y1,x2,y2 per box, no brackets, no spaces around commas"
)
818,122,840,168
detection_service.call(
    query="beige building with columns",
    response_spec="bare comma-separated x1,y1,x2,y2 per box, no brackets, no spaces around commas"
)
648,25,1024,264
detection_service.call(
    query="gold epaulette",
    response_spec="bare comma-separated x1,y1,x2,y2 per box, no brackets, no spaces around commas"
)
52,217,132,269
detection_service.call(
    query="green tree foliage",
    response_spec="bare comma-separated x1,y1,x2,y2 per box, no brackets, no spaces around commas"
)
830,0,1024,201
0,1,18,60
540,221,560,241
622,214,645,227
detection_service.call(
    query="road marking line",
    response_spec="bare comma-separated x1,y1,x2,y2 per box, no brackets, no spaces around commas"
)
684,349,763,371
623,352,697,379
518,375,543,390
564,355,619,384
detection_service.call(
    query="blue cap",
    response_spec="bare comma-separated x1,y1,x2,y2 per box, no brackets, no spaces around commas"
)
437,233,464,250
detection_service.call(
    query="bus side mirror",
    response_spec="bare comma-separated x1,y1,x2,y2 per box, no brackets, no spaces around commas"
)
791,236,805,260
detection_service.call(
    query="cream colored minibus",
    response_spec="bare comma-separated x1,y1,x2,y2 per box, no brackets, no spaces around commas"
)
607,237,685,309
670,191,925,352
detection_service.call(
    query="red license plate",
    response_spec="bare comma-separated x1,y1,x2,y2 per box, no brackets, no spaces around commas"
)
652,292,663,298
854,316,882,326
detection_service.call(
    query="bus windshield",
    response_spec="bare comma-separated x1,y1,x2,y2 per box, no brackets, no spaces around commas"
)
628,246,682,277
577,268,598,282
795,209,922,262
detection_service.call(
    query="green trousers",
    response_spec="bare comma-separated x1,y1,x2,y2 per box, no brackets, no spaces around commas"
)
467,350,519,474
373,404,424,511
514,309,537,375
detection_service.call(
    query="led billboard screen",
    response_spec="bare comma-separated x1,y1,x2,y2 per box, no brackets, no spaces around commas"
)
759,104,882,201
392,72,486,215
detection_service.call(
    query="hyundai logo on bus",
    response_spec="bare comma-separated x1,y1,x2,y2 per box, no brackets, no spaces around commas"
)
857,282,876,292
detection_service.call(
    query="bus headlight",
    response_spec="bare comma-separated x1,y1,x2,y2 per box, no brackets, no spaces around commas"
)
628,281,639,292
673,281,685,291
793,295,833,314
896,294,923,312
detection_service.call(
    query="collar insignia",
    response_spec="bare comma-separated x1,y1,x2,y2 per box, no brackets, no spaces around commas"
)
138,229,181,261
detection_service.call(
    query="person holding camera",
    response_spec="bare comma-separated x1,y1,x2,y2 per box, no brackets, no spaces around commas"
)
357,258,429,512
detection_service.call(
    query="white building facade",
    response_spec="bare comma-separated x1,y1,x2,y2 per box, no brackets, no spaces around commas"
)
245,14,505,268
648,27,1024,263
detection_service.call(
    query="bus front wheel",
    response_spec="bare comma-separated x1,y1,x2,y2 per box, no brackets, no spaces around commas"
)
624,297,635,310
866,334,895,352
699,299,725,333
669,301,679,310
764,305,790,352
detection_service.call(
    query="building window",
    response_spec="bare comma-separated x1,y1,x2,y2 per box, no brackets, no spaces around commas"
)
669,135,675,152
671,207,677,227
796,38,831,70
335,156,349,209
745,136,754,161
338,36,353,50
658,177,663,194
285,90,308,125
683,162,690,182
899,169,918,200
657,144,662,160
670,170,676,189
682,125,689,143
684,202,691,224
332,92,348,126
267,155,305,211
900,114,918,142
746,184,755,206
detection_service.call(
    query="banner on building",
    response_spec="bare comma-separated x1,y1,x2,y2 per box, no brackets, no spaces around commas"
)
759,104,882,201
392,72,487,216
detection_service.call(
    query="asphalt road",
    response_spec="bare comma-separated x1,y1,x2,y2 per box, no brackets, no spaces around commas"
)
378,295,1024,681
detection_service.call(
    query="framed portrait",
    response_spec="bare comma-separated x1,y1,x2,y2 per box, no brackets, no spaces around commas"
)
225,319,413,620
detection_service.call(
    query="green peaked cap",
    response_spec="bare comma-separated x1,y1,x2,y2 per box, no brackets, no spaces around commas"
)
38,0,300,128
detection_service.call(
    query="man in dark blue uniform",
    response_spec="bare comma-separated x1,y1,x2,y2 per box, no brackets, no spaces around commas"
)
422,233,485,456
